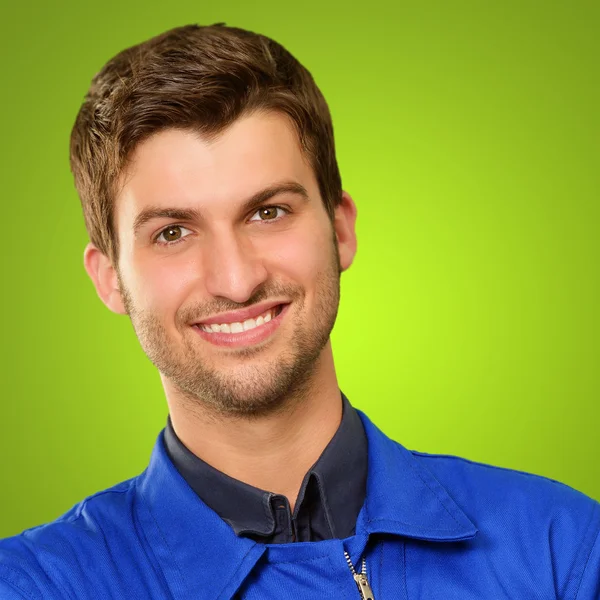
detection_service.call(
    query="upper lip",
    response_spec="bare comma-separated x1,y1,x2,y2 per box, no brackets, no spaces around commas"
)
194,300,286,326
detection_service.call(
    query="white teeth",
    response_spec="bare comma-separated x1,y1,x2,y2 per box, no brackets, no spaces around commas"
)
243,318,257,331
199,306,280,334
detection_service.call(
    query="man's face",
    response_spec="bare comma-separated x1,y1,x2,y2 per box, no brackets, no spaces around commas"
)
109,111,355,416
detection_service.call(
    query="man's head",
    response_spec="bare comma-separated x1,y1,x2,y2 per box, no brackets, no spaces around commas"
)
71,24,344,265
75,25,357,416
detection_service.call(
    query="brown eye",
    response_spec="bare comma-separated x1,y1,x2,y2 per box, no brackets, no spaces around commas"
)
163,226,182,241
259,207,278,220
156,225,192,244
249,206,286,222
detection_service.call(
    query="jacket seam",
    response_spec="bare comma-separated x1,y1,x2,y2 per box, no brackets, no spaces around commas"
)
263,555,329,566
366,516,465,531
21,486,133,536
69,486,132,520
411,451,580,490
215,545,260,600
134,478,188,593
131,487,175,600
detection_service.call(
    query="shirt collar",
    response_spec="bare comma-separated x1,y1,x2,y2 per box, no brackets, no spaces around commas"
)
163,415,275,537
308,393,367,538
162,392,367,539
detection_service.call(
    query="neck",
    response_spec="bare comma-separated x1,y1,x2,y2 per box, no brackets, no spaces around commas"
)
163,344,342,511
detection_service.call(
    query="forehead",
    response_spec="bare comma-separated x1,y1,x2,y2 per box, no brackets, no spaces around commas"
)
116,111,317,223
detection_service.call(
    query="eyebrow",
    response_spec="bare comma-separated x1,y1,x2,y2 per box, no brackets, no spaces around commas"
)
132,181,310,236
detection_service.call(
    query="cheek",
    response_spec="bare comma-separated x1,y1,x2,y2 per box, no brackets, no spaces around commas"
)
126,254,199,315
262,221,334,283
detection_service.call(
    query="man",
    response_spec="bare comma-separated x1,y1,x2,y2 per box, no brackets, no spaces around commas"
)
0,22,598,599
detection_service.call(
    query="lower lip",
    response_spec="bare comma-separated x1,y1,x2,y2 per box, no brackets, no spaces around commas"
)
192,304,290,348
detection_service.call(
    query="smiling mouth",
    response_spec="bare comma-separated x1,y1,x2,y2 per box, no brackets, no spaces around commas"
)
195,304,285,335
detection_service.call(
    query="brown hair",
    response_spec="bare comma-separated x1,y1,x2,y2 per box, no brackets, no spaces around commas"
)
70,23,342,263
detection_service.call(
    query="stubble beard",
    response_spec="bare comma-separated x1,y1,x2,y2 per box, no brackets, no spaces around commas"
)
119,238,341,418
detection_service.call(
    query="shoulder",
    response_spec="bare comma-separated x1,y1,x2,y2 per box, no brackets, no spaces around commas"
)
410,448,598,515
0,477,139,599
409,448,600,596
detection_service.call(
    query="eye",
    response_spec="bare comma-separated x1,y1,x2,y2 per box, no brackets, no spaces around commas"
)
249,206,288,222
155,225,193,245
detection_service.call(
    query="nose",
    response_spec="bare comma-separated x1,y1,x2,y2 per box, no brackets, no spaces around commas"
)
202,228,268,304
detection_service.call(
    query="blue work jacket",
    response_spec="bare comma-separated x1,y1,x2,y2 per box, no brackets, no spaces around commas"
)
1,410,599,599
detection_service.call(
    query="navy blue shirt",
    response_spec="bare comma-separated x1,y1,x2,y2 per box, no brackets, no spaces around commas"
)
163,392,368,543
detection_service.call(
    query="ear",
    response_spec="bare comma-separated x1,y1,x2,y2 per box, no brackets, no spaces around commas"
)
83,243,127,315
333,191,358,272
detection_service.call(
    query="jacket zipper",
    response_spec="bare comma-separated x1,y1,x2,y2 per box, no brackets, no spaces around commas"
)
344,550,375,600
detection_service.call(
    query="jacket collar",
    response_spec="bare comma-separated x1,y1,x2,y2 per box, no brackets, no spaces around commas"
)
135,444,265,600
356,409,478,541
135,409,477,600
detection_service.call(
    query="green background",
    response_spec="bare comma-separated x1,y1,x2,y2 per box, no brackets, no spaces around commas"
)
1,0,598,538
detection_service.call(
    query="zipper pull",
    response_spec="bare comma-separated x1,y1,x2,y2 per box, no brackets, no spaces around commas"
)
353,572,375,600
344,551,375,600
